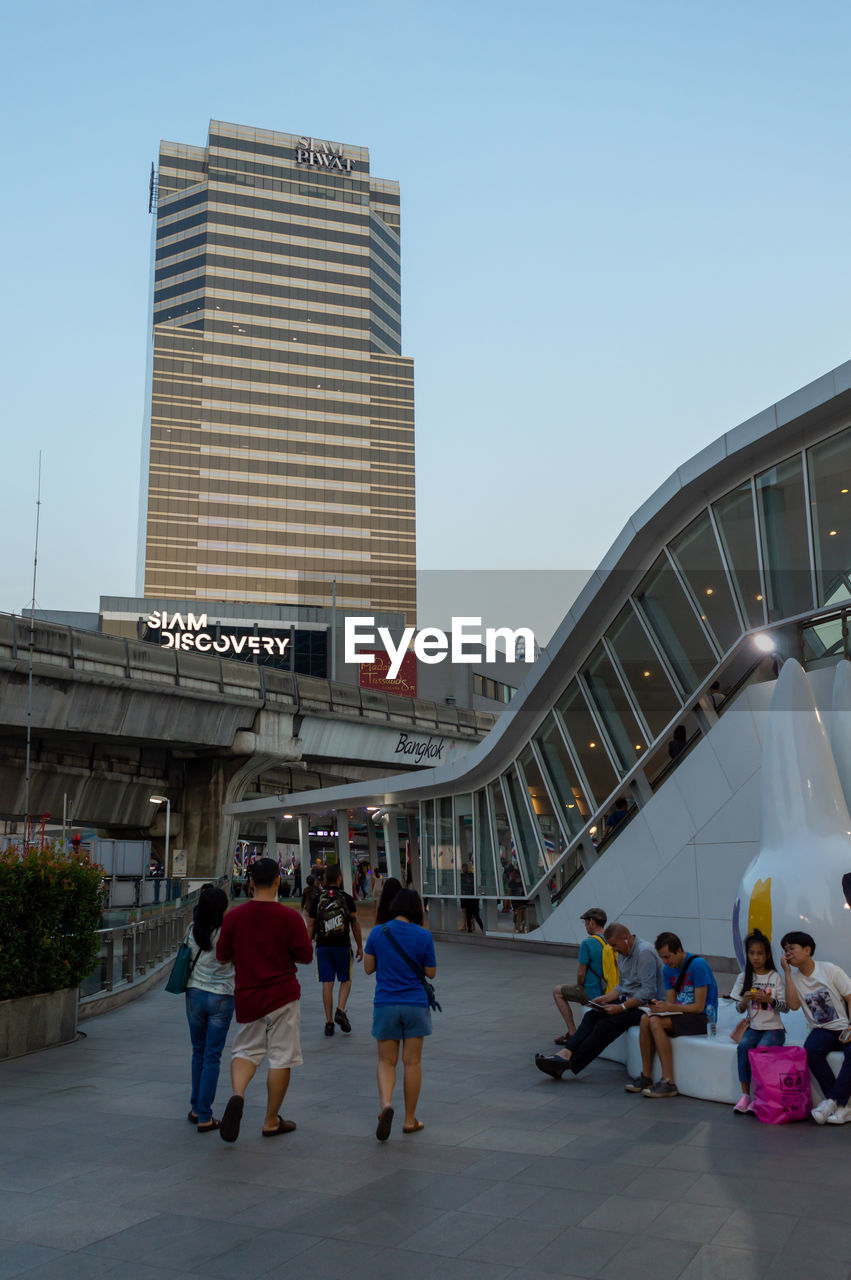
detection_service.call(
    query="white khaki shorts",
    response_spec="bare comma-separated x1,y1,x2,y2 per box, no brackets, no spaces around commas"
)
232,1000,303,1070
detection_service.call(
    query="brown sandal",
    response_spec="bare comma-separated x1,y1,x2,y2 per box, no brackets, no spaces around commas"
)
376,1105,394,1142
262,1116,297,1137
403,1120,425,1133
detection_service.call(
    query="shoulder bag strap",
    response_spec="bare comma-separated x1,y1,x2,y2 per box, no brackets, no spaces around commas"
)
381,924,433,1000
675,954,700,995
586,934,605,979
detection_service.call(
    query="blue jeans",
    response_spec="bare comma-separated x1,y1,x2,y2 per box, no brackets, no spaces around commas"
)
185,988,234,1123
805,1028,851,1105
737,1027,786,1084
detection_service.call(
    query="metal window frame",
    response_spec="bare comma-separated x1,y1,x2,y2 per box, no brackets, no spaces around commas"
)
662,545,722,661
801,446,821,613
625,595,686,703
528,735,573,851
498,771,531,897
516,745,563,870
706,502,748,635
473,785,500,898
599,632,653,749
452,791,474,896
668,508,744,654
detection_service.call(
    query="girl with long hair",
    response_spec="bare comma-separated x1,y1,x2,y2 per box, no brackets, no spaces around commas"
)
730,929,787,1114
374,876,403,924
185,884,234,1131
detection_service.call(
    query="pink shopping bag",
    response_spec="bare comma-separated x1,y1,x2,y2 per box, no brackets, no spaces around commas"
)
749,1045,810,1124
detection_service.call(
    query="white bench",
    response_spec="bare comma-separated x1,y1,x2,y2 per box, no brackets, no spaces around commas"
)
600,1007,846,1104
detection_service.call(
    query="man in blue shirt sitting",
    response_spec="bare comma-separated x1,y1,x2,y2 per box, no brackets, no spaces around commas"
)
626,932,718,1099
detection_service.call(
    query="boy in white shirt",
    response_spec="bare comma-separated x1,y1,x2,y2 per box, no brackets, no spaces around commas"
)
780,930,851,1125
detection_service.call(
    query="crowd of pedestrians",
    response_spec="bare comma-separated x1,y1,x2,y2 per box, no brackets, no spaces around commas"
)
180,860,436,1143
179,872,851,1142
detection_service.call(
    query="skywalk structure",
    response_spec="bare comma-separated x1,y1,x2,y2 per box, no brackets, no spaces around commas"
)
227,362,851,959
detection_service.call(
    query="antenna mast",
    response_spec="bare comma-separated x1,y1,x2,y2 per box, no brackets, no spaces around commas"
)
23,453,43,837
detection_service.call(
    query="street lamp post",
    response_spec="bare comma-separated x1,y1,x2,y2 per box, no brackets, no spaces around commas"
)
149,795,171,879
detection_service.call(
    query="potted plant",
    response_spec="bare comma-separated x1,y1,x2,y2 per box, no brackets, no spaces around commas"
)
0,842,103,1059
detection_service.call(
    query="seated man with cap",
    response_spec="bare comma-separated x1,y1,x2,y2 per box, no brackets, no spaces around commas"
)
552,908,608,1043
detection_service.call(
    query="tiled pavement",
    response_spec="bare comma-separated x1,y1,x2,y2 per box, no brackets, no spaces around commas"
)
1,940,850,1280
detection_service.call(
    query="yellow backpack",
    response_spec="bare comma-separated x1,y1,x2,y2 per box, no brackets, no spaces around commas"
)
588,934,619,994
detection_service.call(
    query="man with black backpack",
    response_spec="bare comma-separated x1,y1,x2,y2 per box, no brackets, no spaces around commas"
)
308,863,363,1036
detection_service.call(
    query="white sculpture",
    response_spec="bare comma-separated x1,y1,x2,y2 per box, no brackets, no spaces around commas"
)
733,658,851,969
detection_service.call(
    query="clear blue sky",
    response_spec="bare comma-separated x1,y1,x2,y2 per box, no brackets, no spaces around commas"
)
3,0,851,633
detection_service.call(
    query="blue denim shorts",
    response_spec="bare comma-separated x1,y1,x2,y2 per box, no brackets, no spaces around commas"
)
372,1003,432,1040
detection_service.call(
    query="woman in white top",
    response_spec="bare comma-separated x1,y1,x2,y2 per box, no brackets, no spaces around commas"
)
730,929,787,1114
185,885,234,1131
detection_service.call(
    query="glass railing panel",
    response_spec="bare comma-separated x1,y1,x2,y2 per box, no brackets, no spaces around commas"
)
756,454,813,621
605,604,682,738
581,643,647,771
556,680,619,805
437,795,454,895
713,481,765,628
518,746,566,866
802,616,846,669
670,510,742,652
533,712,591,838
808,427,851,607
474,788,498,896
634,554,717,693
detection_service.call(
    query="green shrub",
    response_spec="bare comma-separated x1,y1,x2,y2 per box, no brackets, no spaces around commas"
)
0,843,104,1000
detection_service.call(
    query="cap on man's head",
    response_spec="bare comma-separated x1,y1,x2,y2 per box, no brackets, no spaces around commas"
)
580,907,607,925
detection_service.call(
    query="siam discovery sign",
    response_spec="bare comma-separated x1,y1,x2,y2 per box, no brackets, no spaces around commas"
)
294,136,355,173
145,611,290,659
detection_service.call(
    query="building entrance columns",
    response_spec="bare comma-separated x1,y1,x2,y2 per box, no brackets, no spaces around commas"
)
334,809,354,895
382,812,403,882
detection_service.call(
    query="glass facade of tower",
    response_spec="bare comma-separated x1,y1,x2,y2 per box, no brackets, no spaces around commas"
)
138,120,415,622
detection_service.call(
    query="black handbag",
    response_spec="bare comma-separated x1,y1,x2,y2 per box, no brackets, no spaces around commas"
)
381,926,442,1012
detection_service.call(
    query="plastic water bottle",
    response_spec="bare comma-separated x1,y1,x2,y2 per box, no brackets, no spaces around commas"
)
707,1015,717,1038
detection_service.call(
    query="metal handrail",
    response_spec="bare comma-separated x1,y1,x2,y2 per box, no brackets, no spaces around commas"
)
79,877,227,1000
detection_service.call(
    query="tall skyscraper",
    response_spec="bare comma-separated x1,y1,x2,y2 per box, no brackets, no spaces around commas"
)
137,120,415,622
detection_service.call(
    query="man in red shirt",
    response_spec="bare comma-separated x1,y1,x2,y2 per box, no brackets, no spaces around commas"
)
216,857,313,1141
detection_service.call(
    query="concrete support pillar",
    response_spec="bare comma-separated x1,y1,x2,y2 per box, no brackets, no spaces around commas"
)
265,818,277,863
298,815,311,876
366,815,379,870
383,813,402,882
335,809,354,895
407,815,422,896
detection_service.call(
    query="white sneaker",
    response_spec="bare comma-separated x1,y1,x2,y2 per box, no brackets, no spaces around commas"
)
826,1104,851,1125
812,1099,838,1124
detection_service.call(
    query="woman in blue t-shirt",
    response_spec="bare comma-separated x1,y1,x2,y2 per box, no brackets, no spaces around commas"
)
364,889,437,1142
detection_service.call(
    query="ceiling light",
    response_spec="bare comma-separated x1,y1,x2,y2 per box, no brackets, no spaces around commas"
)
643,670,651,678
589,741,596,748
754,633,776,653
